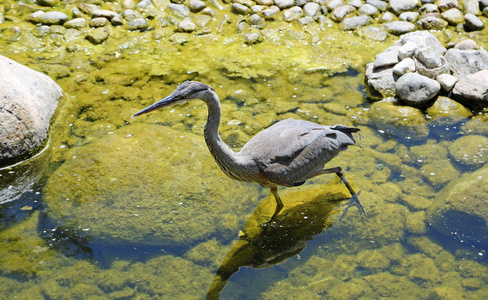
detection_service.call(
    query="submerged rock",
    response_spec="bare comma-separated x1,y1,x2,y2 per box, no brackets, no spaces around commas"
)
426,96,471,124
428,165,488,247
43,123,259,247
85,27,109,44
368,100,429,142
448,135,488,169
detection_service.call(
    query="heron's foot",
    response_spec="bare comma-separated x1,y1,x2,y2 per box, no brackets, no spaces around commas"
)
340,192,366,219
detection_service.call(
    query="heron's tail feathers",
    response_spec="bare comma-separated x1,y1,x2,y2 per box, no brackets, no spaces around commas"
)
331,125,359,147
331,125,360,133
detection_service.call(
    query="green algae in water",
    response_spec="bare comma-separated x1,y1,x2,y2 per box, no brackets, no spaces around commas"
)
43,123,260,247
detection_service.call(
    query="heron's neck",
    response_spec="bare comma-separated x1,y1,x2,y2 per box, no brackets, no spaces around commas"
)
201,91,240,172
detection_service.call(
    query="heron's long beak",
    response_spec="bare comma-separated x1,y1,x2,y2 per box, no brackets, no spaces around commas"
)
131,95,175,118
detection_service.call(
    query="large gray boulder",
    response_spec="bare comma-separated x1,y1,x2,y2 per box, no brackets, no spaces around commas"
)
444,48,488,77
393,31,447,56
452,69,488,110
0,55,62,165
395,73,440,107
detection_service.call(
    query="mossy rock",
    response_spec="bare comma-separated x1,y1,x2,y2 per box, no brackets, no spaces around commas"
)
448,135,488,169
0,212,58,277
368,100,429,142
43,123,259,247
427,165,488,247
426,96,472,124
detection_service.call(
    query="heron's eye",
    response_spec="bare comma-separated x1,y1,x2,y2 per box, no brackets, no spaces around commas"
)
183,94,189,99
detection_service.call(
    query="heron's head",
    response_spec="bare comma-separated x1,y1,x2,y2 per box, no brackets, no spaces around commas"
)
131,81,215,117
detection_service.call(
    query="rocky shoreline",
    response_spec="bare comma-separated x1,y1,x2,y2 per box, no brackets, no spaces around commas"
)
13,0,488,45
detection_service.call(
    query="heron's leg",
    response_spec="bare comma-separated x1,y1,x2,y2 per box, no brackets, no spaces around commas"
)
311,167,366,217
270,186,284,219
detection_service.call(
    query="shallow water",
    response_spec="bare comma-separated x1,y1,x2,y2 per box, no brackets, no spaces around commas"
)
2,2,488,299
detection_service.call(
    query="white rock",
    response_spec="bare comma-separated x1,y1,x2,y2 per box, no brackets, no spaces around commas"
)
303,2,320,17
283,6,303,22
436,73,458,91
393,57,416,75
398,41,418,59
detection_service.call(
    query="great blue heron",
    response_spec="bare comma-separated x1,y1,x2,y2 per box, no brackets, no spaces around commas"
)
132,81,365,219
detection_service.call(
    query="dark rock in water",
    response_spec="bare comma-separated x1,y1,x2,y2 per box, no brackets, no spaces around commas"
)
0,55,62,165
428,165,488,248
445,48,488,77
395,73,440,107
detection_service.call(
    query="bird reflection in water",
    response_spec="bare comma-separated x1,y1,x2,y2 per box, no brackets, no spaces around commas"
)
206,186,348,299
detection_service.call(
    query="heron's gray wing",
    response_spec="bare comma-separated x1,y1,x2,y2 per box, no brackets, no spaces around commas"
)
239,119,324,161
239,119,356,186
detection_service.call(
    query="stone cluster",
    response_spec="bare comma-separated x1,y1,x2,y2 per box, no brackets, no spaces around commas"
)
23,0,488,45
365,31,488,111
227,0,487,39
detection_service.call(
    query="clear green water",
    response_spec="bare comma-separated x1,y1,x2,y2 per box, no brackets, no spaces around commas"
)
1,1,488,299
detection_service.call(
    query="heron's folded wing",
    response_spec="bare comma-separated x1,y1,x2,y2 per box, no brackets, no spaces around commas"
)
239,118,332,164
